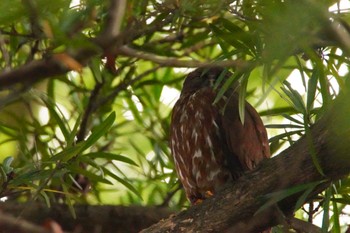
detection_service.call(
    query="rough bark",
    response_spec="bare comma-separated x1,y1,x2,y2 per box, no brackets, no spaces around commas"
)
141,92,350,233
0,202,172,233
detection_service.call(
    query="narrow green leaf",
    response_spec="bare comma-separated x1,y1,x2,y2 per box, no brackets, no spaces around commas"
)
294,186,314,212
281,114,304,125
268,130,304,143
50,143,84,162
318,65,331,109
42,98,70,141
125,96,143,124
218,18,255,53
281,81,306,114
3,156,14,173
67,113,82,146
210,23,254,56
40,191,51,208
259,107,298,117
322,188,331,233
213,68,229,90
214,71,241,104
238,72,249,125
101,167,142,200
332,197,340,233
89,58,102,83
305,125,324,176
10,169,67,186
0,166,7,183
80,111,116,152
51,112,115,162
69,166,112,185
61,181,77,219
83,152,138,166
255,180,325,215
265,124,304,129
306,68,319,112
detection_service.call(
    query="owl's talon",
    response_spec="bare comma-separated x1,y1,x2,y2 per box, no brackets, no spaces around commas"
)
193,199,203,205
205,191,214,198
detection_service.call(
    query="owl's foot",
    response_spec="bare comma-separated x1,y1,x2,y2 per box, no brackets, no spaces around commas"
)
190,191,214,205
205,190,214,198
193,199,203,205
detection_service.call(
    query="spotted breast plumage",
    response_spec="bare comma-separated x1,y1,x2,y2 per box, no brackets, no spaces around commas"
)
170,67,270,205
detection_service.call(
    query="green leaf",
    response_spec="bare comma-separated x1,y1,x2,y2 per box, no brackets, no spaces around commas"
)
218,18,255,54
89,58,103,83
259,107,298,117
42,97,71,141
210,23,254,56
322,188,331,233
83,152,138,166
125,96,143,124
101,167,142,200
11,169,67,186
40,190,51,208
69,166,112,185
294,185,315,212
214,71,241,104
0,166,7,184
268,130,304,143
255,180,326,215
281,114,304,125
281,81,306,114
50,143,84,162
2,156,14,173
332,196,340,233
61,181,77,219
81,112,116,152
306,68,319,112
51,112,116,162
238,72,250,125
213,68,229,90
265,124,304,129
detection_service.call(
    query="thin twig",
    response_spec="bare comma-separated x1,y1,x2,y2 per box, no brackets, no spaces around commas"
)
288,217,323,233
101,0,127,39
117,46,251,69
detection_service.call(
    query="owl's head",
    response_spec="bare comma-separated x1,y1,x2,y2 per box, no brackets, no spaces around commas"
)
181,67,232,96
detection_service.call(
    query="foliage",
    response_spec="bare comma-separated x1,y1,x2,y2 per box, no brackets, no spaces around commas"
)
0,0,349,231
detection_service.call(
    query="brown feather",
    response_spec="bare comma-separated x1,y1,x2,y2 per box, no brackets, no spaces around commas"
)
170,66,270,204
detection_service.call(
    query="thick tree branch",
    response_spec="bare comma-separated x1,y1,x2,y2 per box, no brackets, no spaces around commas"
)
141,92,350,233
0,202,172,233
0,211,51,233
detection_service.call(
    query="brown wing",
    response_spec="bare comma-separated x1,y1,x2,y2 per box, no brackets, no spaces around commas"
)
221,94,270,171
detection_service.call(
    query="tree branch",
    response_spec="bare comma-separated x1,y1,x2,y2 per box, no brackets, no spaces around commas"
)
0,211,51,233
288,217,322,233
0,202,173,233
117,46,251,69
141,92,350,232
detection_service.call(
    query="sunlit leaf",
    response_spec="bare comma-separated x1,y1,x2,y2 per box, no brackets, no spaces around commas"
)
83,152,138,166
